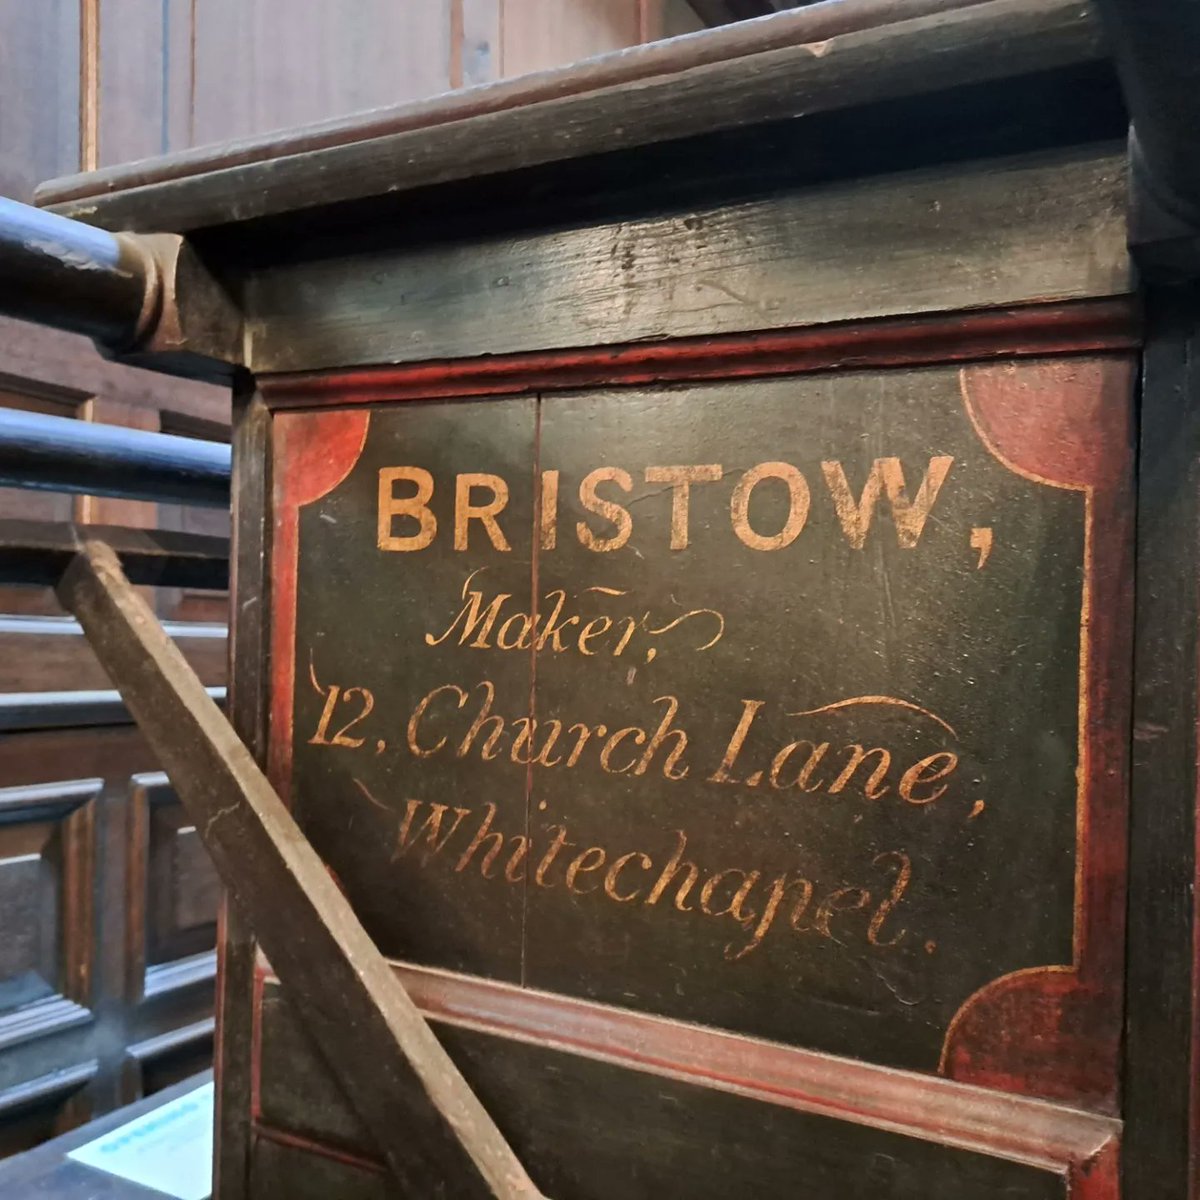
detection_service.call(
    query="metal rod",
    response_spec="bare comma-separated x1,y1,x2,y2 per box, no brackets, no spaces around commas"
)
0,196,156,347
1093,0,1200,225
0,408,231,507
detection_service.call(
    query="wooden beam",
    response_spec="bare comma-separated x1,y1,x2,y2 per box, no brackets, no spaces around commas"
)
56,540,543,1200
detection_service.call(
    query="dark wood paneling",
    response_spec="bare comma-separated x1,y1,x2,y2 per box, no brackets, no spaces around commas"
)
39,0,983,207
190,0,454,147
0,726,217,1148
0,615,226,693
0,1070,208,1193
126,774,219,1007
124,1018,214,1101
96,0,168,167
0,0,79,203
0,319,227,427
0,1064,97,1160
1124,287,1200,1197
0,781,98,1052
245,147,1128,375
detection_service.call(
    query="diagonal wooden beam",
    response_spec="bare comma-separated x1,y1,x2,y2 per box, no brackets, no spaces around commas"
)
56,540,543,1200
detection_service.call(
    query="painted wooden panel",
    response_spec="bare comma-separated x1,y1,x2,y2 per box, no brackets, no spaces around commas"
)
268,348,1133,1130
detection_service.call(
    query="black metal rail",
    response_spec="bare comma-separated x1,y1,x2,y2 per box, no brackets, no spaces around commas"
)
0,407,230,508
0,404,231,591
0,197,156,348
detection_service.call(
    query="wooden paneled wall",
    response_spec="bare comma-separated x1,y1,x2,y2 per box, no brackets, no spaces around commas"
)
0,0,704,1155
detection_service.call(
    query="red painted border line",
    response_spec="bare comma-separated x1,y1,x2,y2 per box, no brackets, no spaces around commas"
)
256,962,1118,1173
390,962,1119,1173
252,1123,387,1176
260,299,1140,408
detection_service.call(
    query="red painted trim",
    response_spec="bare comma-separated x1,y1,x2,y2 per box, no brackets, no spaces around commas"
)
212,899,231,1173
249,965,265,1125
268,410,370,804
252,1124,387,1176
1070,1138,1121,1200
944,358,1135,1113
259,299,1140,408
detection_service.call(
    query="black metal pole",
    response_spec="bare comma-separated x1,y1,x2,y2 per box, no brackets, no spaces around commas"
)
0,408,230,508
0,196,157,348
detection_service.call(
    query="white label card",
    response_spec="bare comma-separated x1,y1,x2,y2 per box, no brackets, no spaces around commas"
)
67,1081,213,1200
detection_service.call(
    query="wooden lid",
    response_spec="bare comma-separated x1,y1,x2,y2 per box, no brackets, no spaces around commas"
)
36,0,1106,234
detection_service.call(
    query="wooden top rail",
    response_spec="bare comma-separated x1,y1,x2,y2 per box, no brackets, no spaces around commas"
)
35,0,994,209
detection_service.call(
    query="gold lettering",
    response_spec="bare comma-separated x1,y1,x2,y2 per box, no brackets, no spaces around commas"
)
456,680,508,760
534,589,578,652
566,846,608,894
899,752,958,804
700,868,760,924
539,469,559,550
821,456,953,549
579,615,613,655
425,587,510,648
509,718,564,768
577,467,633,552
709,699,763,784
600,726,647,774
727,874,813,961
604,851,652,902
769,738,829,791
565,721,606,767
454,473,511,551
814,886,871,938
534,826,576,888
633,694,689,780
394,800,469,863
454,803,506,877
378,467,436,552
407,684,467,757
867,851,911,947
645,831,699,912
496,611,534,651
828,744,891,799
730,462,810,551
644,464,722,550
612,616,639,657
504,836,529,883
